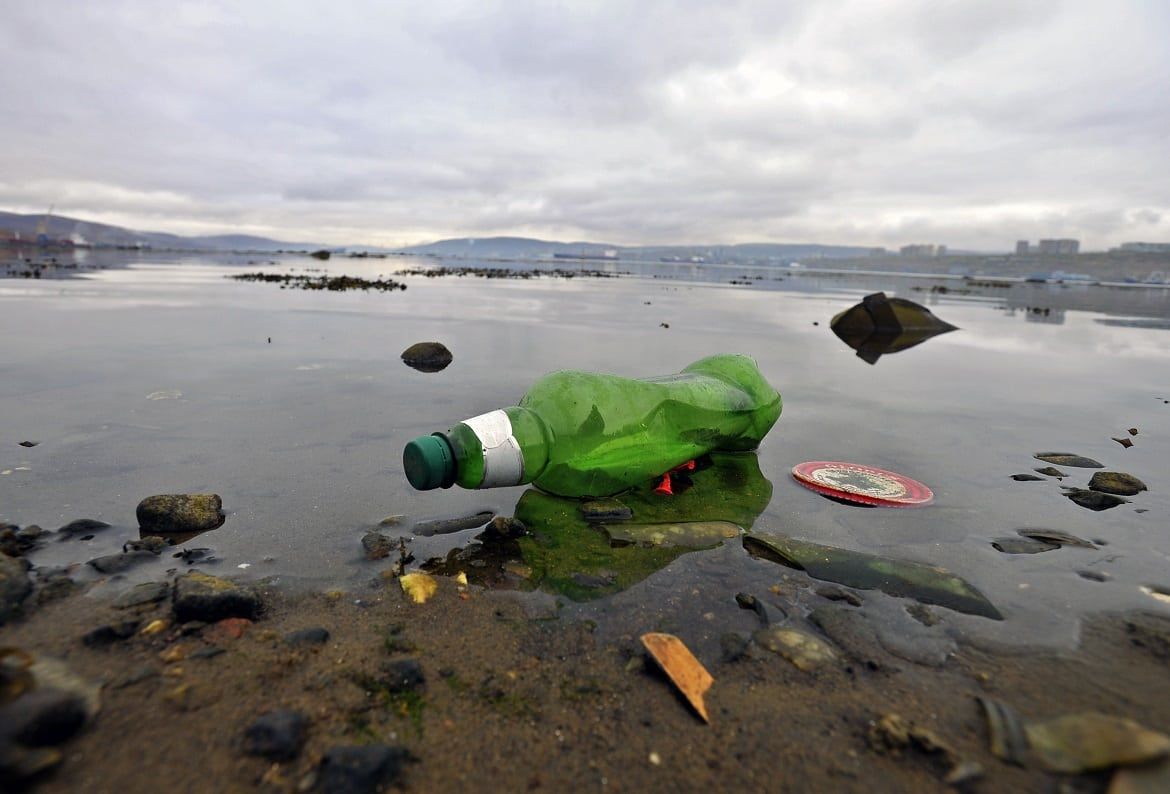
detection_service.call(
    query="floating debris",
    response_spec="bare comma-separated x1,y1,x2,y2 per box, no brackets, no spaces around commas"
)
830,292,958,364
1035,453,1105,468
753,627,837,672
401,342,452,373
1088,472,1147,497
977,697,1029,766
1034,467,1068,478
1025,713,1170,774
1064,488,1130,511
1114,437,1135,449
604,521,740,549
399,573,438,604
640,632,713,723
744,530,1002,619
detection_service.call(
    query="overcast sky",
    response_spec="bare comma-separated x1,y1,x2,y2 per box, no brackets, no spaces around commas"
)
2,1,1167,250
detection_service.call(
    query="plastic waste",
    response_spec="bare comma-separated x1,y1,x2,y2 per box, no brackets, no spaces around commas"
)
403,353,781,498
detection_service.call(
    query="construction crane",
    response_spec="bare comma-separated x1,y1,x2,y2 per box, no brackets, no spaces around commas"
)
36,204,54,246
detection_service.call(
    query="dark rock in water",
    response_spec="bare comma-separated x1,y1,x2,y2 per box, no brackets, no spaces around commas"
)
830,292,958,364
113,581,170,609
315,744,413,793
1010,474,1044,482
172,571,261,623
1017,528,1096,549
1063,488,1129,511
720,632,751,663
1124,613,1170,662
0,554,33,624
1,525,46,557
310,249,331,260
412,510,493,537
57,518,112,537
0,688,89,746
82,621,140,647
378,659,425,693
285,627,330,646
123,536,169,555
243,709,308,761
136,494,226,534
479,516,527,540
809,606,896,672
1034,467,1068,478
401,341,453,373
734,592,781,625
1034,453,1104,469
580,499,633,521
34,571,79,606
87,550,157,574
18,440,38,448
1088,471,1147,496
1113,436,1134,448
993,537,1060,555
361,531,394,560
905,603,940,627
815,585,863,607
1078,570,1110,582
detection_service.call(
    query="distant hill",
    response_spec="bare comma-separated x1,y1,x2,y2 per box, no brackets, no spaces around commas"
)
0,210,323,251
399,236,886,262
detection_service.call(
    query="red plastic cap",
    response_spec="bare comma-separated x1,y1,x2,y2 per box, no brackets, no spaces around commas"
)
791,461,933,507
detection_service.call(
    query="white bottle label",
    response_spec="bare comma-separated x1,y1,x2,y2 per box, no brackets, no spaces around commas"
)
462,410,524,488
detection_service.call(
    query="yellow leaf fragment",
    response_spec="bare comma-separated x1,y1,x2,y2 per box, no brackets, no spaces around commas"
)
400,572,438,604
640,632,714,723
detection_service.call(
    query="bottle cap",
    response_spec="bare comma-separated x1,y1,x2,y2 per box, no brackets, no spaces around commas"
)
791,461,933,507
403,434,457,490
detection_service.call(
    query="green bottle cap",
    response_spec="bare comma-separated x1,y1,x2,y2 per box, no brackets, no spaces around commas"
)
403,433,457,490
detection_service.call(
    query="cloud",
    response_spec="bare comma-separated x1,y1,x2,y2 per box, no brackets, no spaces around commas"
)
1,0,1167,249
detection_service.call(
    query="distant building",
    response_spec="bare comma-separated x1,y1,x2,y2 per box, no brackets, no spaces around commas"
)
1118,242,1170,253
899,244,940,257
1016,240,1030,255
1037,239,1079,255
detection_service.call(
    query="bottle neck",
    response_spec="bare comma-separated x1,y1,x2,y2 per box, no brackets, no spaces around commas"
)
451,407,550,489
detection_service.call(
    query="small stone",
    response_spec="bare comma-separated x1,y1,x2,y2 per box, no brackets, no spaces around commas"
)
18,440,38,447
378,659,426,693
82,621,140,647
315,744,413,793
1129,427,1139,436
1077,570,1110,582
243,709,309,761
0,554,33,624
285,627,331,646
141,619,169,636
113,581,171,609
401,342,453,373
123,536,169,554
1113,437,1134,448
57,518,112,536
1088,471,1147,496
1064,488,1130,511
87,550,157,574
205,617,252,642
1034,453,1104,468
1034,467,1068,478
753,626,837,671
479,516,527,539
136,494,225,534
172,571,261,623
1010,474,1044,481
361,531,394,560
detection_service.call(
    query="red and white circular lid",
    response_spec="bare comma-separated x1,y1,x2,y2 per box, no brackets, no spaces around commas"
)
791,461,934,507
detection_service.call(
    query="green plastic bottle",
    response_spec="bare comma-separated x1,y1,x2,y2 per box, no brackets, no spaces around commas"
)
402,353,782,498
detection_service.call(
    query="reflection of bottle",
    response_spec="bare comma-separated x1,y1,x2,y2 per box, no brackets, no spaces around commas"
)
404,354,781,498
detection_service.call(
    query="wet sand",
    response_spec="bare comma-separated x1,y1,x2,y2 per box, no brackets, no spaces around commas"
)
4,569,1170,793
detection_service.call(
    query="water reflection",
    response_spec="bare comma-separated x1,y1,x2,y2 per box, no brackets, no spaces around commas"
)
424,452,771,600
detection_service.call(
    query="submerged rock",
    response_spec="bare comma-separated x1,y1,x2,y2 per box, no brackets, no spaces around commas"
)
605,521,740,549
87,550,157,574
136,494,226,535
401,342,452,373
1034,453,1104,469
361,531,394,561
172,571,261,623
1034,466,1068,478
285,627,330,647
753,626,837,671
411,511,493,537
992,537,1059,555
1010,474,1044,482
56,518,112,538
1088,471,1147,496
580,499,633,521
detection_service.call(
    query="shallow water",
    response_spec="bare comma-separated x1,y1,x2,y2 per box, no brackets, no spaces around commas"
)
2,251,1168,651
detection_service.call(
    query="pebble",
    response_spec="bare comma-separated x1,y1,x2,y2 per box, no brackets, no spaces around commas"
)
0,554,33,624
401,341,453,373
1088,471,1147,496
1033,453,1104,468
243,709,309,761
136,494,226,534
753,626,837,671
56,518,112,537
378,659,426,693
87,550,157,574
315,744,413,793
1010,474,1044,481
172,571,261,623
285,627,331,646
1034,467,1068,478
